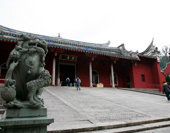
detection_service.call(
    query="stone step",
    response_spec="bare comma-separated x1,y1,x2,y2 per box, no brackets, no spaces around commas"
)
84,121,170,133
119,88,163,96
47,118,170,133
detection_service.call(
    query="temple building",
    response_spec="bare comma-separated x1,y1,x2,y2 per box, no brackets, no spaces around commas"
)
0,25,163,91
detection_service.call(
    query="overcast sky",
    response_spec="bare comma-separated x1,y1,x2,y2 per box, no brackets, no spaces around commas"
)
1,0,170,52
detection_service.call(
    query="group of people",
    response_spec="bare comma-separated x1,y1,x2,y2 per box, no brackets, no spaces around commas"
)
65,77,81,91
162,81,170,101
65,79,170,97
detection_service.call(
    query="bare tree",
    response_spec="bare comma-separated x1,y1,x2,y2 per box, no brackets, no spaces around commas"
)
161,45,169,57
160,45,170,69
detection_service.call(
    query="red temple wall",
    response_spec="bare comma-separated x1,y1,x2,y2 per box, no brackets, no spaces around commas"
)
127,65,134,88
113,63,126,88
108,61,134,88
132,61,154,89
92,60,112,87
122,65,134,88
77,58,90,87
132,58,162,90
0,41,163,90
151,61,163,91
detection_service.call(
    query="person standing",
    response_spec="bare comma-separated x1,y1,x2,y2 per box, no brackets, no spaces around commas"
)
163,81,170,101
65,77,70,86
76,77,81,91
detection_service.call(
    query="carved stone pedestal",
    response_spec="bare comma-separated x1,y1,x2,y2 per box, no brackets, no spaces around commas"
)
0,108,54,133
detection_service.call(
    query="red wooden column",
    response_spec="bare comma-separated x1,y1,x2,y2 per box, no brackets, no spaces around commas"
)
52,53,57,86
89,59,93,87
57,59,60,86
111,62,115,88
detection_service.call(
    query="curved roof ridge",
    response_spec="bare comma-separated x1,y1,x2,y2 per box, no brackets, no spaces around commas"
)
138,38,160,60
117,44,131,52
0,25,110,48
140,38,154,55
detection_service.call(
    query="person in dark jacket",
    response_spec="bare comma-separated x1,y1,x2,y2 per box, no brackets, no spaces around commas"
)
75,77,81,91
163,81,170,100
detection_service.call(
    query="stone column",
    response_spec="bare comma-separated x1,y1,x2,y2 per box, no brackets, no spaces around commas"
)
57,60,60,86
89,61,93,87
52,56,56,86
111,63,115,88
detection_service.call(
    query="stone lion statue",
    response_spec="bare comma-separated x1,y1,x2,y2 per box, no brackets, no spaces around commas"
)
1,34,51,109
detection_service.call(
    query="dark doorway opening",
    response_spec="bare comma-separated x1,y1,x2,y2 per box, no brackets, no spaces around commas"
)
127,76,130,88
60,64,75,86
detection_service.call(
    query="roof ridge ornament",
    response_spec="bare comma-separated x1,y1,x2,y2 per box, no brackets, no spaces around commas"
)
139,38,160,61
118,43,139,59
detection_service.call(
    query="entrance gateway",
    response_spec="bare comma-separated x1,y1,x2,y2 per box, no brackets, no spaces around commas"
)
58,54,77,86
60,63,76,86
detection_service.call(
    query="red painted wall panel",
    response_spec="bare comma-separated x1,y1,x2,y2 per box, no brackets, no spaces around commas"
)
132,61,154,89
152,61,163,91
132,58,162,90
77,58,90,87
92,60,111,87
113,63,125,88
112,61,133,88
78,58,133,88
125,63,134,88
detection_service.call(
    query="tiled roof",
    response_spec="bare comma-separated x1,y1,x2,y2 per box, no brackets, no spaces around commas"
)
139,39,160,59
0,25,152,61
0,25,110,47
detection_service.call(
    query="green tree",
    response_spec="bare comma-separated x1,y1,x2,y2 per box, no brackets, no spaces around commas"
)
166,75,170,83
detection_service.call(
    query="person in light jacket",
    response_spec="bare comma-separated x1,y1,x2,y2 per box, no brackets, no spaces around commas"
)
65,77,70,86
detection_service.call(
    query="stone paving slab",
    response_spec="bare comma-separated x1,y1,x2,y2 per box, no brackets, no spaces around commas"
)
41,87,170,131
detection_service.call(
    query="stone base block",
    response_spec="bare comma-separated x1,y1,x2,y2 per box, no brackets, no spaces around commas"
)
0,108,54,133
6,108,47,118
0,117,53,133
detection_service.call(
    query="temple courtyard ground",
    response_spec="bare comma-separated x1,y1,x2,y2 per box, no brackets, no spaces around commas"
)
41,86,170,132
1,86,170,132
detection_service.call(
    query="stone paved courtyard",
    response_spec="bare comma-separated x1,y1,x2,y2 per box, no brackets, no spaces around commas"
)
41,86,170,131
